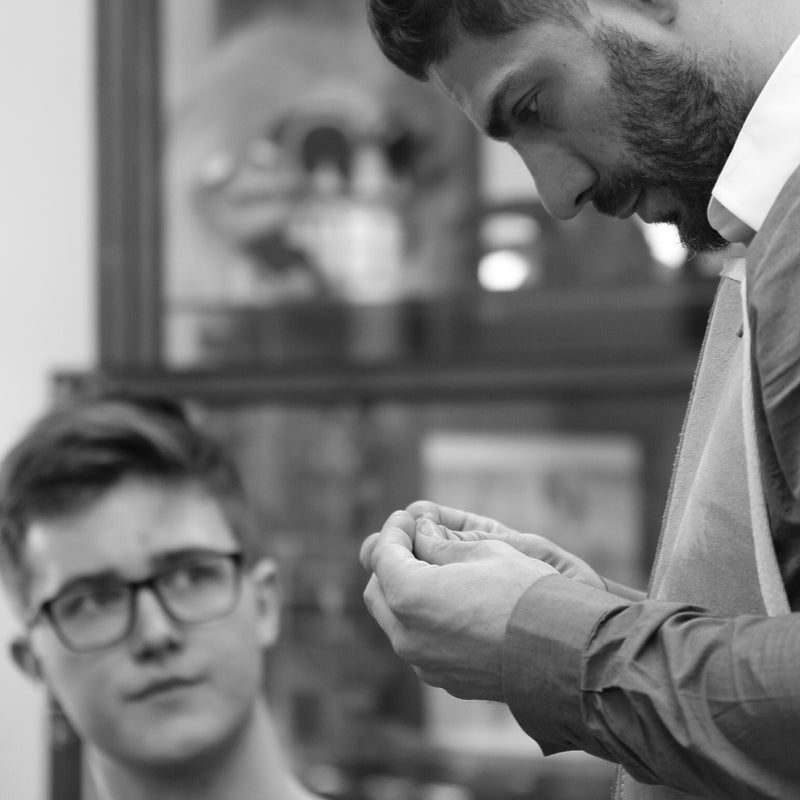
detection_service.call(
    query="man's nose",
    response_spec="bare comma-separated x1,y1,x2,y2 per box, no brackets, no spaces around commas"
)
129,586,182,657
515,140,596,220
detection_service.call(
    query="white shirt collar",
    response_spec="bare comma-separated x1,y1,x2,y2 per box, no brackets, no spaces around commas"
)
708,34,800,244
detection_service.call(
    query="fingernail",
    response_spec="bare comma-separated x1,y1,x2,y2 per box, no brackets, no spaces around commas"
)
417,518,439,536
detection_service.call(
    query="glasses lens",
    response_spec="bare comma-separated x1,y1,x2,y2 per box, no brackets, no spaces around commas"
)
44,552,242,651
157,553,240,624
50,582,130,651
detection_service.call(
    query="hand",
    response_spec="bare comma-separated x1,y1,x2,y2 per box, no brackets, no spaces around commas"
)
361,499,605,592
361,510,558,701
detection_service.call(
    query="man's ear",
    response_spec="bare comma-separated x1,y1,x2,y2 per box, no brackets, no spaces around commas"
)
248,559,281,648
10,636,43,682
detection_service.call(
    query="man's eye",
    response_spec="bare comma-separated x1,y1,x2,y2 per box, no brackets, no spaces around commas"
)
166,560,224,589
57,585,126,619
516,95,540,124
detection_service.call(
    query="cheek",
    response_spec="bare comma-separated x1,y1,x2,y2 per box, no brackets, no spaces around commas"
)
204,608,267,695
37,648,120,743
33,600,270,751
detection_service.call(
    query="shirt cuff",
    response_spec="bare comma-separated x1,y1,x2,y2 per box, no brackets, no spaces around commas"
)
502,574,631,755
601,577,647,602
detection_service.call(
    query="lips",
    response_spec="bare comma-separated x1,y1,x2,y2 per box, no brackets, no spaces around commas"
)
126,675,203,701
635,190,655,223
616,191,641,220
634,189,678,225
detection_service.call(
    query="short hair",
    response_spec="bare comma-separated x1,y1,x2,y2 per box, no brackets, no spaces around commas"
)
0,391,262,613
367,0,589,81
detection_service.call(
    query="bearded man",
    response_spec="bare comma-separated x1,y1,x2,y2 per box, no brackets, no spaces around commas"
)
360,2,800,799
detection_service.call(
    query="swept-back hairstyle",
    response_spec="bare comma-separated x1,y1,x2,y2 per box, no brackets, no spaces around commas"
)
367,0,589,81
0,391,262,612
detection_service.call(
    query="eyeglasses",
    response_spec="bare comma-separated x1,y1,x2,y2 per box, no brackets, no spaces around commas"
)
30,551,244,653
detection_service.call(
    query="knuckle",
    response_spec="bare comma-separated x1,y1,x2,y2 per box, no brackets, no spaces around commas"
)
362,578,379,614
362,585,373,611
416,667,444,689
406,499,434,516
384,584,417,621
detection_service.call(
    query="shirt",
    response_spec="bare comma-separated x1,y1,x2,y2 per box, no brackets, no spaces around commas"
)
710,31,800,608
502,33,800,800
707,33,800,245
505,576,800,797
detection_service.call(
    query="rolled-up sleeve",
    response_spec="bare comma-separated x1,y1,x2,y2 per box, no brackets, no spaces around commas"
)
502,575,800,798
502,575,629,757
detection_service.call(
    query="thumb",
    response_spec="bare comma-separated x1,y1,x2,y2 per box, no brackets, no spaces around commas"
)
365,510,420,575
414,518,488,565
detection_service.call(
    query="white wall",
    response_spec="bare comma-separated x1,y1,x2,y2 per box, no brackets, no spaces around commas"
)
0,2,95,796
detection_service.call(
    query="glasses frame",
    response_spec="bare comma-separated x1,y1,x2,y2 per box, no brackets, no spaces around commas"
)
30,550,244,653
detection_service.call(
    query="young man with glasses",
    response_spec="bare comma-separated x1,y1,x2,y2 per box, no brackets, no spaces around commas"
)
0,392,320,800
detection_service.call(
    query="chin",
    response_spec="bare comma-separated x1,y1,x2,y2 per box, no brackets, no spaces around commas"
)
133,735,230,773
114,709,246,772
668,209,729,254
677,226,731,254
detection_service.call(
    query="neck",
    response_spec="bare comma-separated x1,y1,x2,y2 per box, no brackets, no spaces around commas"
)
86,704,318,800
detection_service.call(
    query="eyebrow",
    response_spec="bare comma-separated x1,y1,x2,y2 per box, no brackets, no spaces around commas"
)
48,549,222,597
484,72,517,141
52,570,123,595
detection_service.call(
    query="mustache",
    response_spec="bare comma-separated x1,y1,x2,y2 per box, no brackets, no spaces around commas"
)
591,169,716,219
592,176,640,217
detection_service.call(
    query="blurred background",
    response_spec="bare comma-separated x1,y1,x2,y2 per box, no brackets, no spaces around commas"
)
1,1,726,798
0,2,94,797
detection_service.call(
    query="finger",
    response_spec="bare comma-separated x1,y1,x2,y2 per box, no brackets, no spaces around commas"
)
405,499,441,520
378,509,416,551
417,523,563,564
414,517,450,539
407,501,507,535
362,574,402,641
413,526,501,566
369,510,423,578
359,532,381,570
415,516,504,546
415,517,486,544
507,533,562,562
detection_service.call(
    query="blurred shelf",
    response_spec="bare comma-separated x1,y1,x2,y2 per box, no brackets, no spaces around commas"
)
65,281,716,404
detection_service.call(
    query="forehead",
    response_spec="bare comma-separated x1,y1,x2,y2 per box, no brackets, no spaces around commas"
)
24,477,237,601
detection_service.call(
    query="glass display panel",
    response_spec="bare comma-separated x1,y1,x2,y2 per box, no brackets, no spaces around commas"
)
161,0,479,367
157,0,722,369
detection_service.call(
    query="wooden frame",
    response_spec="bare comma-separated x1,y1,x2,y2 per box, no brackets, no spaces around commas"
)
96,0,162,367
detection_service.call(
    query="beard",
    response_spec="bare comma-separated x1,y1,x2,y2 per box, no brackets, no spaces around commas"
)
591,25,757,253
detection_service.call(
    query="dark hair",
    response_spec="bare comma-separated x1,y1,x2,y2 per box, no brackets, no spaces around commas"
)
0,391,262,611
367,0,589,81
